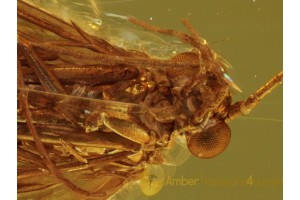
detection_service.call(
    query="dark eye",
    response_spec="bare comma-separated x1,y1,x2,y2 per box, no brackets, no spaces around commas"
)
187,122,231,159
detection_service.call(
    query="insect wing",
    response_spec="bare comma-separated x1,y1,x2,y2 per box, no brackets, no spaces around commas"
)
18,88,151,197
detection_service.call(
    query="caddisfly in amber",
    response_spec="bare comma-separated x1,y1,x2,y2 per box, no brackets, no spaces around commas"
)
17,0,283,199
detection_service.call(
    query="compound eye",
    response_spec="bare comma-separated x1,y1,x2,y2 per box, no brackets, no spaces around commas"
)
187,122,231,159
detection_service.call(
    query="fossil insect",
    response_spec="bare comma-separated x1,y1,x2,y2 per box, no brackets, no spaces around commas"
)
17,0,283,199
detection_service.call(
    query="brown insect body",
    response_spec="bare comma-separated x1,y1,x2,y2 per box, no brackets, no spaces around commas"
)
17,0,282,199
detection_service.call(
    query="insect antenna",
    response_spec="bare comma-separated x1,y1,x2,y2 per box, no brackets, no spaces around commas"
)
210,38,230,45
226,71,283,121
240,116,283,122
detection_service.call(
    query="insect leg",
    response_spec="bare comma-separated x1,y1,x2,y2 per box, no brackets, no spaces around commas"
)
17,147,47,169
18,0,133,57
60,139,88,163
17,122,141,151
128,16,198,48
227,71,283,120
18,38,65,94
182,19,204,49
31,41,199,68
100,113,154,145
18,61,109,198
70,21,133,56
17,0,84,43
18,151,135,180
22,64,139,86
182,19,217,72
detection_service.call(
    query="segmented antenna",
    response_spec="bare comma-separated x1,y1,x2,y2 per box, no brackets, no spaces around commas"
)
227,71,283,121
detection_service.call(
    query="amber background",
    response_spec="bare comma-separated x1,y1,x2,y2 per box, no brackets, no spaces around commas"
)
102,0,282,199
